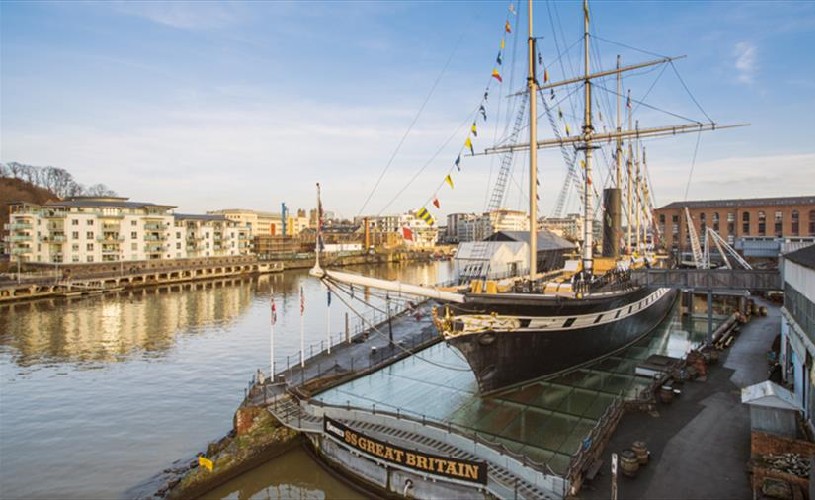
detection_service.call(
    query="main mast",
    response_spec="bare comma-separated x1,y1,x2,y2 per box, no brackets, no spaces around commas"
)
581,0,594,276
528,0,538,279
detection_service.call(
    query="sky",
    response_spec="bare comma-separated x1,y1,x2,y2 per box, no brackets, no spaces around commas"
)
2,0,814,222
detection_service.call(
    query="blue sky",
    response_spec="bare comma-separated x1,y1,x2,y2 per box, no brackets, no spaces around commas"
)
2,1,814,221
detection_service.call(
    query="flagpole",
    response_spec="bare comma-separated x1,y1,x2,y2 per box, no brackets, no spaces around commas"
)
270,289,275,381
326,288,331,355
300,285,305,368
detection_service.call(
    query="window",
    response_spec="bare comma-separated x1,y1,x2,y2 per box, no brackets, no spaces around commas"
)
131,220,137,226
176,242,181,249
758,211,766,236
72,219,79,226
742,212,750,234
72,244,79,251
699,213,706,234
712,212,720,232
72,255,80,263
131,231,137,239
176,232,181,238
727,212,735,222
131,242,138,251
792,210,800,236
87,219,94,225
86,243,94,251
87,255,94,263
86,231,94,239
72,231,79,239
809,210,815,236
774,211,783,236
659,214,665,224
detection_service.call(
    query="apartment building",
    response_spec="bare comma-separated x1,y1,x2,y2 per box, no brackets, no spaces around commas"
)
208,208,284,237
5,196,251,264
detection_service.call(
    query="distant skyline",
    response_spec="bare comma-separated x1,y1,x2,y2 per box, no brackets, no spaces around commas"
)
2,1,814,221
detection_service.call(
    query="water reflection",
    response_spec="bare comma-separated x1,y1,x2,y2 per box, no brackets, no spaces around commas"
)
0,278,256,367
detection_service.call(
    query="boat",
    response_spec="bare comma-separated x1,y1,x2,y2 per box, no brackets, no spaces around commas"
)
311,0,741,394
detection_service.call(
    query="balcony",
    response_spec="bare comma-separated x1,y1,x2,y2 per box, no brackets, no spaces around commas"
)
10,234,33,242
144,235,167,241
12,246,32,255
102,223,121,231
41,234,67,243
144,244,164,253
98,234,125,242
43,210,66,218
144,223,165,231
8,222,33,231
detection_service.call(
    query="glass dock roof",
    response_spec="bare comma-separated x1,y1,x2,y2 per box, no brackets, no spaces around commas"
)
316,303,714,475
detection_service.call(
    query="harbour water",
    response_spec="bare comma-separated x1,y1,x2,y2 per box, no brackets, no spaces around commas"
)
0,261,452,499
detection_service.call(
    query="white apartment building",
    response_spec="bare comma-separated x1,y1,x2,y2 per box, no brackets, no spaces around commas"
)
541,213,584,241
5,197,251,264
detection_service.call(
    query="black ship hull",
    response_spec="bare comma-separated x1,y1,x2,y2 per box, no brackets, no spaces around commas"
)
441,287,678,394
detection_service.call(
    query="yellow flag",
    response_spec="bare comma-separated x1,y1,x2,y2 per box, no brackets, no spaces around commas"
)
445,175,455,189
500,38,505,50
199,456,214,472
464,136,474,155
565,123,571,136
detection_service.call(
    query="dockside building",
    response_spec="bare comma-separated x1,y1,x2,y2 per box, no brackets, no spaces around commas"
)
5,196,252,264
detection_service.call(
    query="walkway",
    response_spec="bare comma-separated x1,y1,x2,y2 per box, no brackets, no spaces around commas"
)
583,297,779,499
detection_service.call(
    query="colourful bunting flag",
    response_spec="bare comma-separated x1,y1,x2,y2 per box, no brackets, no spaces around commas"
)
455,154,461,171
465,137,474,155
565,123,571,136
479,104,487,121
471,122,478,137
433,197,441,209
496,52,503,65
505,21,511,33
416,207,435,226
484,90,489,101
402,226,414,241
557,108,563,119
491,68,503,83
327,289,331,306
626,90,632,109
543,68,549,83
271,295,277,325
500,38,505,50
445,174,455,189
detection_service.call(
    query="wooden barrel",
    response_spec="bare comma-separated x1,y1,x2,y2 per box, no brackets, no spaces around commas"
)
632,441,649,465
659,385,674,404
620,450,639,477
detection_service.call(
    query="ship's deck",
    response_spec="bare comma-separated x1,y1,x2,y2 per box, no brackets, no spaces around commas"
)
315,302,717,475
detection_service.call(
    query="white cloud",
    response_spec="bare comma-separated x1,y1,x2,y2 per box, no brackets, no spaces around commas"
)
734,41,757,84
109,1,242,30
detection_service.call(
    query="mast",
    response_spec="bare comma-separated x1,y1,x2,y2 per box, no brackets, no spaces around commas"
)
528,0,538,279
311,182,323,274
581,0,594,275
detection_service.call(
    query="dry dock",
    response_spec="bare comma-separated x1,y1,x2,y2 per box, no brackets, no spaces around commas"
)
168,289,775,499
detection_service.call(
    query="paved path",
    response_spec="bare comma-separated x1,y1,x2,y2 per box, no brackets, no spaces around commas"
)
583,297,780,499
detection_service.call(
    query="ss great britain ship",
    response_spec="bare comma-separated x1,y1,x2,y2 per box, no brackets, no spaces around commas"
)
311,0,742,394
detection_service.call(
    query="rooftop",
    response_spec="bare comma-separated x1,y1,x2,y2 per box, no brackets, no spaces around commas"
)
658,196,815,210
44,196,175,211
785,243,815,270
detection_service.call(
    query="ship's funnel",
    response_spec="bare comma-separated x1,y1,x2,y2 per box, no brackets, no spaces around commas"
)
602,188,622,258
